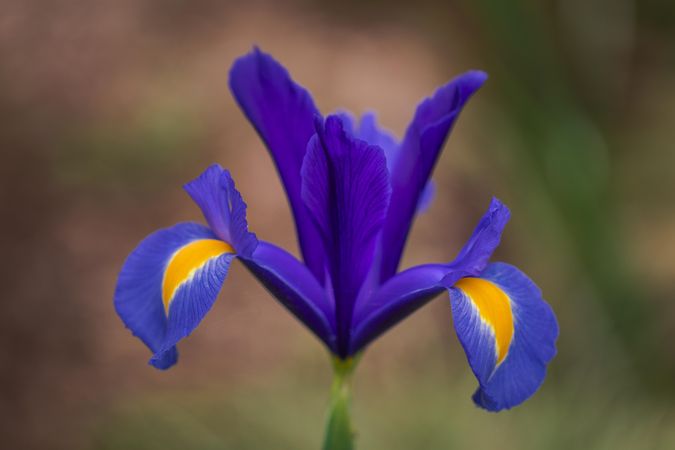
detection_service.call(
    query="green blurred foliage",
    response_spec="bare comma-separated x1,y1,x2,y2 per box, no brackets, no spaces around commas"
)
93,362,675,450
55,100,203,191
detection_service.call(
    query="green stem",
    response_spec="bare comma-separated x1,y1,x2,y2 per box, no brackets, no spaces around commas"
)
322,356,359,450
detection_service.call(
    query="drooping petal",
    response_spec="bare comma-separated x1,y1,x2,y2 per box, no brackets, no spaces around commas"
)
350,198,509,355
449,263,558,411
229,48,325,278
240,241,336,352
157,243,235,367
114,223,234,369
183,164,257,257
379,71,488,281
301,115,391,357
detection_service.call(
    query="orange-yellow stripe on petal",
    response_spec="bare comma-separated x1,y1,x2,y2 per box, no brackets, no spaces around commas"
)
454,277,514,365
162,239,234,313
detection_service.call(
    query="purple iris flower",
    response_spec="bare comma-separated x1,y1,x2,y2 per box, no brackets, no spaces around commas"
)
115,48,558,412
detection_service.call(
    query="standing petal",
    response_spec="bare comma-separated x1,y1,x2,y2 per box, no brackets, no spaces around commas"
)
114,223,233,369
184,164,257,257
357,112,436,213
379,71,487,281
301,115,391,357
442,197,510,284
355,112,399,165
449,263,558,411
416,181,436,213
229,48,325,279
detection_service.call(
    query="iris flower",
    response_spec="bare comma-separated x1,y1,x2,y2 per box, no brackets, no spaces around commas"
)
115,48,558,446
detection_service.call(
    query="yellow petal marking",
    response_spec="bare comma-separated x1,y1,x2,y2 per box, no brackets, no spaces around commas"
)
455,277,514,365
162,239,234,313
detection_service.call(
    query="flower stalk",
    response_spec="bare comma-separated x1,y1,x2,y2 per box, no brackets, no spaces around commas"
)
323,356,359,450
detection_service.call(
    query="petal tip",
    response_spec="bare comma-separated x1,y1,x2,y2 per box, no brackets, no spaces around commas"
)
458,70,488,95
488,197,511,223
468,69,488,82
229,46,284,91
183,163,223,194
313,113,326,134
149,346,179,370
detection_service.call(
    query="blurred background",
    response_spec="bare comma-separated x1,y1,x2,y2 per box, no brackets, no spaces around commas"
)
1,0,674,449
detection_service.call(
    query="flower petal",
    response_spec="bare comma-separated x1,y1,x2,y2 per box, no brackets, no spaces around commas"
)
183,164,257,257
156,245,235,367
114,223,233,369
350,198,509,355
240,241,336,352
416,180,436,213
355,112,399,166
301,115,391,357
441,197,510,286
229,48,325,278
356,112,436,213
379,71,488,281
350,263,448,354
449,263,558,411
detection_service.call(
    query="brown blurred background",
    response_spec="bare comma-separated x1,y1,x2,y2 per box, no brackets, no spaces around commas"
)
1,0,674,449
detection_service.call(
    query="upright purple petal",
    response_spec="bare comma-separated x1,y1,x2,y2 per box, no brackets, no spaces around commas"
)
379,71,488,281
440,197,510,286
416,180,436,213
301,115,391,357
229,48,325,278
184,164,258,257
350,198,508,354
355,112,399,165
357,112,437,214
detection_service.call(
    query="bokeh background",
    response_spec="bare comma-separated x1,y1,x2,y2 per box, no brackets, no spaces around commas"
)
1,0,674,449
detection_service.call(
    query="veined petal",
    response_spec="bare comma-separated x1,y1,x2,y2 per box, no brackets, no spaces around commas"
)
229,48,325,279
240,241,336,352
116,168,256,369
357,112,435,213
355,112,399,165
449,263,558,411
114,223,234,369
157,246,235,367
301,115,391,357
350,263,447,354
350,198,509,355
441,197,510,286
184,164,257,257
380,71,488,281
